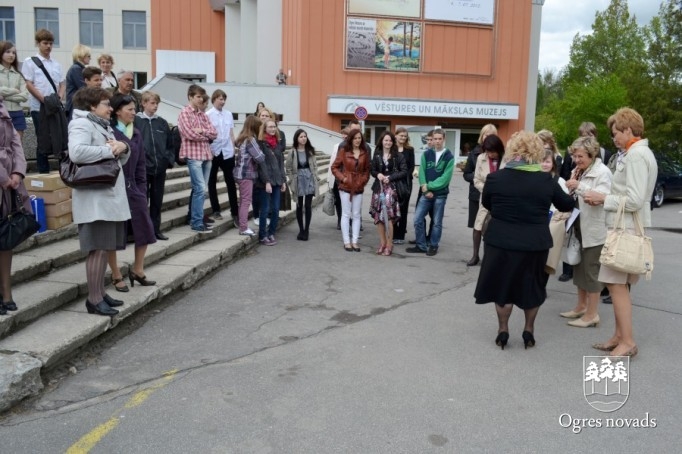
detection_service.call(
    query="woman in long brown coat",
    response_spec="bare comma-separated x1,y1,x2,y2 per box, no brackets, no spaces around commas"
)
331,129,370,252
0,98,33,314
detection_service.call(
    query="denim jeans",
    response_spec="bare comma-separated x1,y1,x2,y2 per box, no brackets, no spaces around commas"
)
258,185,281,239
187,159,212,229
413,195,447,250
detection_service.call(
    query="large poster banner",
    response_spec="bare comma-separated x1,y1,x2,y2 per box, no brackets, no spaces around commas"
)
348,0,421,19
346,18,421,71
424,0,495,25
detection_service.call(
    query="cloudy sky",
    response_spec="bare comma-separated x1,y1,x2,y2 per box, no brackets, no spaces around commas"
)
539,0,663,73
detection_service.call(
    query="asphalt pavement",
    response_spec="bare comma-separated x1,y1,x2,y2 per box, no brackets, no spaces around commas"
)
1,173,680,453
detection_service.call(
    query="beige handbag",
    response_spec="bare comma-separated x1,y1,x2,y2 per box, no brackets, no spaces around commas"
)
599,198,654,280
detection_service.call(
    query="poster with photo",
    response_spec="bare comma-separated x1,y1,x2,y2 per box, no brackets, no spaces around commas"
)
424,0,495,25
346,18,421,72
348,0,421,19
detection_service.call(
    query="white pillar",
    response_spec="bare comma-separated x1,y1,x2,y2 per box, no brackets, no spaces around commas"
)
525,0,545,131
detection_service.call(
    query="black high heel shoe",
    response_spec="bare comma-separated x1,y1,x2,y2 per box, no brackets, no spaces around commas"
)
103,293,124,307
1,300,18,311
85,299,119,316
522,331,536,349
129,271,156,287
495,332,509,350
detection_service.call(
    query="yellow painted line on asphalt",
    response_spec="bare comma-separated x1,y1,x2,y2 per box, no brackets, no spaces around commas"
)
66,370,178,454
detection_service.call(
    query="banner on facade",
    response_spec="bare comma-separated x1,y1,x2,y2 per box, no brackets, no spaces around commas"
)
346,18,421,72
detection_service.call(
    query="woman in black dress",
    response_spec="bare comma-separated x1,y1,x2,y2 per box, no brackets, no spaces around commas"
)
474,131,574,350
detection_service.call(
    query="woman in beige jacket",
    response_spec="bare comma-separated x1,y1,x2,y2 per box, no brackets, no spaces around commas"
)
0,41,29,139
583,108,657,358
472,134,505,261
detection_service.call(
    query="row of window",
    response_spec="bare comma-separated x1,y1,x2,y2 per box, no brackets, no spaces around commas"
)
0,7,146,49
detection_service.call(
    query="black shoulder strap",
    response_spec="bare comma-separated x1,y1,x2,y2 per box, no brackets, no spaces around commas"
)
31,56,58,94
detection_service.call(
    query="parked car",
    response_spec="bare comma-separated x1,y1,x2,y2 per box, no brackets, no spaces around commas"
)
652,154,682,208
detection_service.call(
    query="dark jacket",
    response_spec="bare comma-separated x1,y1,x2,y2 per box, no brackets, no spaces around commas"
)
113,127,156,246
482,169,574,251
331,148,371,195
400,146,415,189
256,138,285,188
370,151,407,193
463,144,483,201
134,113,174,175
559,152,573,181
38,93,68,156
65,61,85,119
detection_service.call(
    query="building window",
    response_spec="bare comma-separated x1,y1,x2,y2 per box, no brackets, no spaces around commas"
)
35,8,60,46
134,72,147,89
0,7,15,42
122,11,146,49
79,9,103,47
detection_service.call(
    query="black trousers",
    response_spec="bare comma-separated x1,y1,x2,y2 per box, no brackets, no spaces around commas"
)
208,154,238,217
147,171,167,234
30,111,50,173
394,183,413,240
332,181,342,225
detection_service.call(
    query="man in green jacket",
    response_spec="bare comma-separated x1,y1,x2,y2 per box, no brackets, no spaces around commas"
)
406,129,454,256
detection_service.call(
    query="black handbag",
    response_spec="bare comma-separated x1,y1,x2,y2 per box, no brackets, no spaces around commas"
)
0,189,41,250
60,150,121,189
280,188,292,211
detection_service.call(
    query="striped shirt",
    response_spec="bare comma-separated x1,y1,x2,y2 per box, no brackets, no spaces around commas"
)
177,104,217,161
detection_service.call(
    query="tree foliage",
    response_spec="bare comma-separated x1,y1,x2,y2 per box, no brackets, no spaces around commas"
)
537,0,681,157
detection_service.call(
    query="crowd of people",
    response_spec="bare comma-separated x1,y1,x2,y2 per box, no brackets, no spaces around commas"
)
0,31,659,361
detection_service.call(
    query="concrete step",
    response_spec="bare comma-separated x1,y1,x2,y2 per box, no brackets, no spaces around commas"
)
2,156,329,343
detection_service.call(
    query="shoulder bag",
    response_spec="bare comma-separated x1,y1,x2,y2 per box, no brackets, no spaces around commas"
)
0,189,41,250
323,189,336,216
60,149,121,189
599,198,654,279
561,226,582,265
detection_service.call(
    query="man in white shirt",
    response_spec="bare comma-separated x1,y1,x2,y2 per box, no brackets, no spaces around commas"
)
22,29,65,173
206,89,239,223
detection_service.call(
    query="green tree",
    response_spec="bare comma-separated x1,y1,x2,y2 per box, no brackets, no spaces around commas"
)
636,0,682,154
536,75,628,150
563,0,646,87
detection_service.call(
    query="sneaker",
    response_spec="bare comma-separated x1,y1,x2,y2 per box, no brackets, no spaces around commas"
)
426,246,438,256
558,273,572,282
191,225,212,233
253,218,260,226
239,228,256,236
212,212,223,220
393,239,404,245
268,235,278,245
260,237,275,246
406,246,427,253
203,215,215,225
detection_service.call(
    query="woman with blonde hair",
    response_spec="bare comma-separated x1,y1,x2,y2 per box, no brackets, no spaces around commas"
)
474,131,574,350
561,136,612,328
463,124,497,266
255,118,286,245
582,107,657,358
65,44,92,119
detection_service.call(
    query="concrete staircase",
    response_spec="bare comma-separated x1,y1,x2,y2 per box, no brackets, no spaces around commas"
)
0,152,331,412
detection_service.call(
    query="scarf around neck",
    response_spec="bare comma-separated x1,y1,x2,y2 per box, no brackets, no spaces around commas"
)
87,112,112,132
505,156,541,172
264,134,278,148
116,120,134,139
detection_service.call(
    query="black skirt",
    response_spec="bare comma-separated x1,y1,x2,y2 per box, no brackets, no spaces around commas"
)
474,243,549,309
